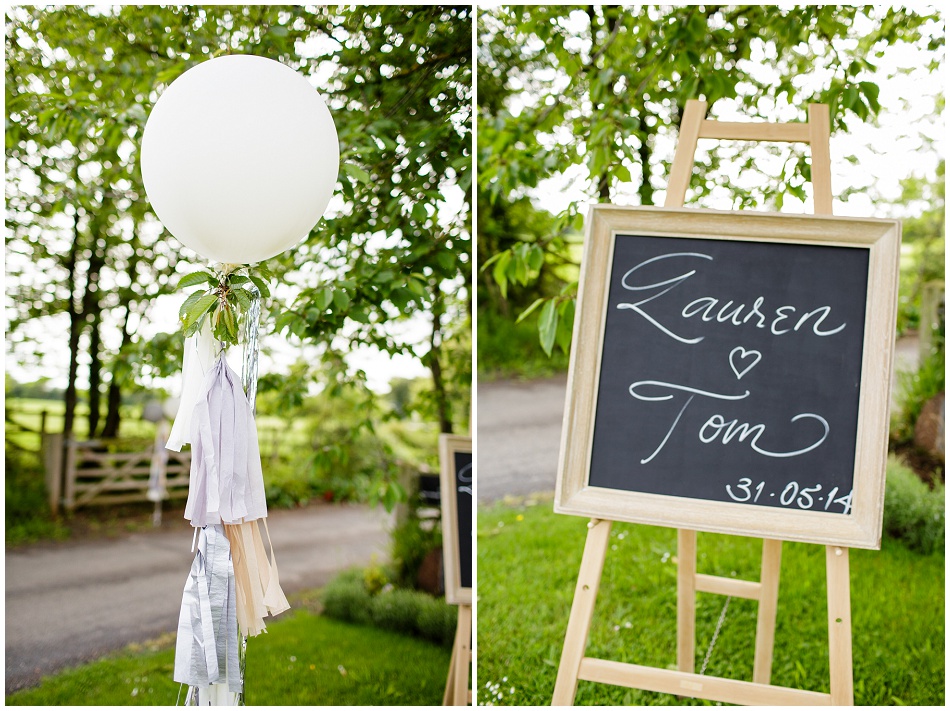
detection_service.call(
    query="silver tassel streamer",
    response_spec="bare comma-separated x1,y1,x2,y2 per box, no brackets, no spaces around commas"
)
236,286,261,706
174,525,241,693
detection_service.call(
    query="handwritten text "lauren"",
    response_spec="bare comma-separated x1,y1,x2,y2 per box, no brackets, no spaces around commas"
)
617,252,846,345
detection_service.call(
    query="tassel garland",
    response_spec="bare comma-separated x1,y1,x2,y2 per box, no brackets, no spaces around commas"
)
171,351,289,704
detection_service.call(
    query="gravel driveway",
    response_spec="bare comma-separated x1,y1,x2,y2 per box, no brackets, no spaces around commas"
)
5,502,391,694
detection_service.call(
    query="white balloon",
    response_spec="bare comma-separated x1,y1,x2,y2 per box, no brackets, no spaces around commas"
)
140,54,339,264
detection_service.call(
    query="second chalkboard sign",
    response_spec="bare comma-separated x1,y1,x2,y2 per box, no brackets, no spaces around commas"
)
554,206,900,549
440,434,472,605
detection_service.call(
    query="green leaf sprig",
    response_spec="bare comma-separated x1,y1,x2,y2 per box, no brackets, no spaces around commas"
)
178,263,272,347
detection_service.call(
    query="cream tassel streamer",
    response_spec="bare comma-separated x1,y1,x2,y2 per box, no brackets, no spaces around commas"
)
225,519,290,636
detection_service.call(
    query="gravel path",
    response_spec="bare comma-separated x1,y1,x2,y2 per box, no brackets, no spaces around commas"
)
5,503,391,694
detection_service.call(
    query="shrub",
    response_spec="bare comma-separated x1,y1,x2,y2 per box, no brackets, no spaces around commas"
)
390,512,442,589
369,589,421,635
883,455,945,554
320,567,457,647
416,594,458,646
363,559,390,595
320,568,372,625
891,345,945,444
5,446,69,545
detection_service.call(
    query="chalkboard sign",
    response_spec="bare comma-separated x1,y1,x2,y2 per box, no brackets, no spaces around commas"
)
440,434,472,604
554,206,900,549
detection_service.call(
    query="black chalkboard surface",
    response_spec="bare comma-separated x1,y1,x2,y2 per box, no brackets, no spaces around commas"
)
454,451,473,590
590,234,869,513
554,206,901,549
439,434,472,604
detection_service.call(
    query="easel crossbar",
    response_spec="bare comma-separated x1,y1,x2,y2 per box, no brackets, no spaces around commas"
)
695,573,761,600
698,119,812,143
577,658,831,706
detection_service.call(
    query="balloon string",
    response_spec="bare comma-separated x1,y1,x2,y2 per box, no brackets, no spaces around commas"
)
241,285,262,417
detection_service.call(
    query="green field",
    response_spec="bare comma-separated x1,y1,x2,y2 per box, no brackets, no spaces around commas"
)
477,498,944,706
5,397,312,454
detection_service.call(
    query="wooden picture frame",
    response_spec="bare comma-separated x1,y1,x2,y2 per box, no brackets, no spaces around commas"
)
554,205,900,550
440,434,473,605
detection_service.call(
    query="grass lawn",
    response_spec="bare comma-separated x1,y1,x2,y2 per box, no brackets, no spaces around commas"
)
477,497,944,706
6,609,451,706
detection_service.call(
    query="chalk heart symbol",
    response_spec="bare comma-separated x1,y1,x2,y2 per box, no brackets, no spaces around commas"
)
729,347,762,380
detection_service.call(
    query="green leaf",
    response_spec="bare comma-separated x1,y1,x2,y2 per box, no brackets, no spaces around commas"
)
248,275,271,298
412,202,428,223
179,290,206,319
479,251,504,273
181,293,218,332
253,263,275,280
349,307,370,323
389,287,413,311
842,85,858,111
493,251,511,299
222,304,237,341
233,288,252,311
516,298,545,323
178,271,214,289
407,277,427,297
556,299,575,354
342,163,371,184
275,310,297,334
527,244,544,273
315,288,333,311
333,289,351,310
538,299,558,357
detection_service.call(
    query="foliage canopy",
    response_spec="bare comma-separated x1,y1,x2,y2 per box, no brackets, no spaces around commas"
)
6,5,472,441
477,5,943,357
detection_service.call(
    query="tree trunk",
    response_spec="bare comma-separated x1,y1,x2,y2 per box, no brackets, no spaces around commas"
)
101,228,140,439
101,303,133,438
81,225,106,437
87,310,102,437
428,290,452,434
638,106,655,206
62,204,83,485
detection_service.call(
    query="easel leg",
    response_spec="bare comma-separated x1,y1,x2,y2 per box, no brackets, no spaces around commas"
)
453,604,472,706
753,539,782,684
443,637,458,705
552,519,612,705
677,529,697,673
826,546,854,705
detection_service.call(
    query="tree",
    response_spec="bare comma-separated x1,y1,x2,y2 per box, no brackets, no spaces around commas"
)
6,6,472,451
478,5,943,355
270,6,472,434
6,6,195,440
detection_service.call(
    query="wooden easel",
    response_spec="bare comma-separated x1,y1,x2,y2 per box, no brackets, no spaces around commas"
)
440,430,473,706
443,603,472,705
552,100,854,706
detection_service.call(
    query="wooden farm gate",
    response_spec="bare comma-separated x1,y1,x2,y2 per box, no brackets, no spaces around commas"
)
51,437,191,513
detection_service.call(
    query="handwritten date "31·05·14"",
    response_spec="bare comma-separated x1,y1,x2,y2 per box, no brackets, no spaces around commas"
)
727,477,853,514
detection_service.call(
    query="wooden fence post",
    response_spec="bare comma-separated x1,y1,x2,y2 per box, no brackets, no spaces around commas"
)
42,431,63,515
